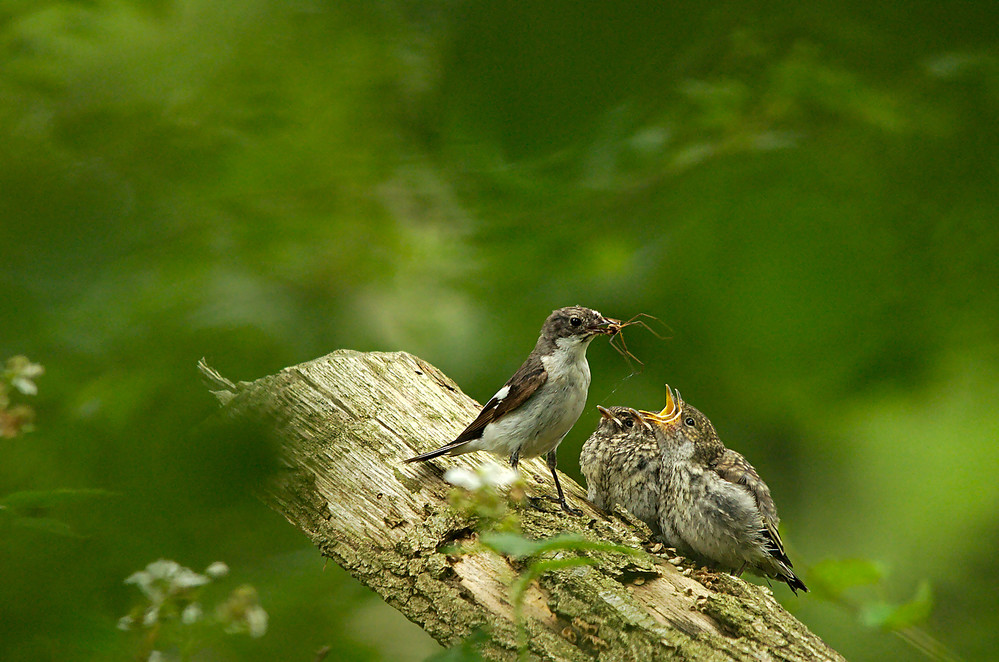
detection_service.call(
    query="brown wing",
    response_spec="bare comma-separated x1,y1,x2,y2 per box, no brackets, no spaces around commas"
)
452,355,548,444
713,449,787,559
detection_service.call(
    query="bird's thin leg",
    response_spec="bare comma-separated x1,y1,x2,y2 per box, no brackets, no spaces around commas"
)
547,450,583,515
523,450,582,515
510,448,568,515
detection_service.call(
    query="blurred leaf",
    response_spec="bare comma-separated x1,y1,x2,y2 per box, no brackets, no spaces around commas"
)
480,531,642,560
9,514,81,537
479,531,547,558
0,488,116,509
809,558,885,600
861,581,934,631
510,556,601,609
0,489,113,537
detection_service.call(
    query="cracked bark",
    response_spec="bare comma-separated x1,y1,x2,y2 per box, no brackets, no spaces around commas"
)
198,350,843,661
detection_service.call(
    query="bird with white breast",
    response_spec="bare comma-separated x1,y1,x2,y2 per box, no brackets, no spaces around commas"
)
406,305,620,514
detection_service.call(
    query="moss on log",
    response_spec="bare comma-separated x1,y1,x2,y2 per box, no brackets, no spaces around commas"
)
199,350,842,661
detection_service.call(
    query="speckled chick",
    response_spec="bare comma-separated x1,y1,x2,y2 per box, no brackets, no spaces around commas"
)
643,388,807,594
579,406,660,533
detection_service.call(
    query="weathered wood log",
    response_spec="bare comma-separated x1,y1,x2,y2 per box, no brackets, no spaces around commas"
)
198,350,842,661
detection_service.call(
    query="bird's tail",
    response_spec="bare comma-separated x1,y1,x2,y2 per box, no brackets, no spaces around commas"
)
763,535,808,594
778,566,808,595
404,439,470,463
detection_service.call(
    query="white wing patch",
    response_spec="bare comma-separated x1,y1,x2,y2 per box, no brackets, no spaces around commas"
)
491,385,510,403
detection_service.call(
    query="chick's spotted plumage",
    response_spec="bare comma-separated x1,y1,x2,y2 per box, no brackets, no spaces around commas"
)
579,406,660,533
645,388,807,594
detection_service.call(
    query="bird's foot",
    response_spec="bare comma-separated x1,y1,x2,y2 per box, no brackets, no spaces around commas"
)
528,494,582,515
526,495,550,512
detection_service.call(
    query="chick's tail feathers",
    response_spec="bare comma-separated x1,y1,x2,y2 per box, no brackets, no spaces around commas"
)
778,567,808,595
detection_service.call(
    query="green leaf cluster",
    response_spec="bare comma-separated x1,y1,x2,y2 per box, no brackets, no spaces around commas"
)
810,559,935,633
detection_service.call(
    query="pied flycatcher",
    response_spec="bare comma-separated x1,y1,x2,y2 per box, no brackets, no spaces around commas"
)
406,306,620,514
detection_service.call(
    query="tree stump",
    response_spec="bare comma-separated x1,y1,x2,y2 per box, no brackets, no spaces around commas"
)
199,350,842,661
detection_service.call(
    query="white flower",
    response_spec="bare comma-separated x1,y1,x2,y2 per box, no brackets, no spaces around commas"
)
217,585,267,638
6,356,43,395
19,360,44,379
124,570,149,587
171,567,210,590
479,463,519,488
142,605,160,627
445,464,521,491
125,570,163,603
181,602,203,625
126,559,209,603
148,651,165,662
144,559,182,581
11,377,37,396
443,467,482,491
117,615,134,631
205,562,229,579
245,605,268,638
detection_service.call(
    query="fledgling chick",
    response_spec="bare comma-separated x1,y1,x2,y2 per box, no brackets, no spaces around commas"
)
579,406,660,533
643,388,807,593
405,306,620,514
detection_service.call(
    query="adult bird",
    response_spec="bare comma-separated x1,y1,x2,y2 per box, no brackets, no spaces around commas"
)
406,306,620,514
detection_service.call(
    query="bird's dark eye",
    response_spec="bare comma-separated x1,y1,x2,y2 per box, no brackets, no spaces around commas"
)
570,317,582,327
684,417,695,427
623,418,634,428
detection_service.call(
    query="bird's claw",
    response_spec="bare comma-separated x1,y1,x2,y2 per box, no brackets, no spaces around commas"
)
528,495,583,516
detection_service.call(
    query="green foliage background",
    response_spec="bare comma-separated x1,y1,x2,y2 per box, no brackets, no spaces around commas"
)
2,1,997,660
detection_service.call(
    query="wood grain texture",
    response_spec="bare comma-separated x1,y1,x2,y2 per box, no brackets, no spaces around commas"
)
199,350,842,661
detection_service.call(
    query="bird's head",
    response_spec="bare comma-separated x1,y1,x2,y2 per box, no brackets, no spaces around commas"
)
543,306,621,344
640,385,723,459
595,405,655,439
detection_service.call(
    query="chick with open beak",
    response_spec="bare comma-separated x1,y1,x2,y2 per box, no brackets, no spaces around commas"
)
643,386,807,594
579,405,661,534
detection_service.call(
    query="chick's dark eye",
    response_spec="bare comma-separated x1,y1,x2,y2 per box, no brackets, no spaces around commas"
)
623,419,634,428
684,417,695,427
570,317,582,327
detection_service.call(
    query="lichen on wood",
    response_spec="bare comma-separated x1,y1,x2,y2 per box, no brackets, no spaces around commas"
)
199,350,843,661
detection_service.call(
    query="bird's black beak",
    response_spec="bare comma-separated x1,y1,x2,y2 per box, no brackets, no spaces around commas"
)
590,315,622,336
